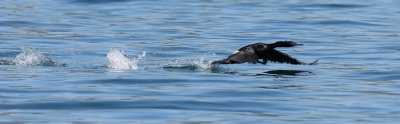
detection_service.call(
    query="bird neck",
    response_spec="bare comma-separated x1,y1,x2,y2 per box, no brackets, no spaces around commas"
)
268,41,298,48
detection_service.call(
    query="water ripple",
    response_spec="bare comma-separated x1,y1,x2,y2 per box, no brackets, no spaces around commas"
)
0,100,300,113
295,3,369,9
314,20,386,26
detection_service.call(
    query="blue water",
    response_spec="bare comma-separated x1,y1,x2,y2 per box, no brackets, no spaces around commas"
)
1,0,400,123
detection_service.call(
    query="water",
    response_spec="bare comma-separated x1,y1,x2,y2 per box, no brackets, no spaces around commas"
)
1,0,399,123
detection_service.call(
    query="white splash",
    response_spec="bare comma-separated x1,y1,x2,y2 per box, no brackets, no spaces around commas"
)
107,49,144,71
193,57,213,70
13,47,51,66
138,51,146,59
164,52,219,71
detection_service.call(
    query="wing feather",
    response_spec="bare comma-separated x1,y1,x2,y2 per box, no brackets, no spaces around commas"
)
226,52,260,64
263,49,304,64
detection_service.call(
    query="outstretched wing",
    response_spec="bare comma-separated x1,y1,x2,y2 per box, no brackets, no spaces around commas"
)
263,49,304,65
228,52,260,64
212,51,260,64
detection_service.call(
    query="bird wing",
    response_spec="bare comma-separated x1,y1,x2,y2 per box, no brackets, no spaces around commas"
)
263,49,304,65
226,51,260,64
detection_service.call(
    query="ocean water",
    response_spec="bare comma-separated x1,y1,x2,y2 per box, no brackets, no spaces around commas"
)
1,0,400,123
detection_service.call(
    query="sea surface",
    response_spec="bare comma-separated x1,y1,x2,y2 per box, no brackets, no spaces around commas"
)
1,0,400,123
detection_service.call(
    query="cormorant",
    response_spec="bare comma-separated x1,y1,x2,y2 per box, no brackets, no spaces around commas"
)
211,41,318,65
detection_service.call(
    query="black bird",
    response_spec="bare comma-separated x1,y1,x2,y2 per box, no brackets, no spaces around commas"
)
211,41,318,65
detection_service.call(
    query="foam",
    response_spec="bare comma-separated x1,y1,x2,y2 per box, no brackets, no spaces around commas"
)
13,47,52,66
107,49,144,71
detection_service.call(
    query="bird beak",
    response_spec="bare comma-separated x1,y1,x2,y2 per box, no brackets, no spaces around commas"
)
297,43,304,46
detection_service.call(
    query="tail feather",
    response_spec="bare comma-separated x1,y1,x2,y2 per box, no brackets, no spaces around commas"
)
308,59,319,65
